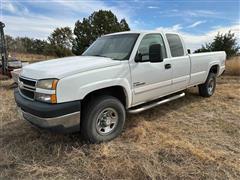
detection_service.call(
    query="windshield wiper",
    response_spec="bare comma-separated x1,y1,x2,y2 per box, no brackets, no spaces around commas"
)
93,54,109,58
92,54,120,61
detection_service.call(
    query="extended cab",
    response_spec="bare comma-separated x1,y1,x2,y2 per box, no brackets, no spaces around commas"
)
14,31,226,142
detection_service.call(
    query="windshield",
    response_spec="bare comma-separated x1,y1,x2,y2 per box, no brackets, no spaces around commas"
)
82,33,139,60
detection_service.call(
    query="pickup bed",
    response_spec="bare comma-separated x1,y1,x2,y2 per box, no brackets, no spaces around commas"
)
15,31,226,143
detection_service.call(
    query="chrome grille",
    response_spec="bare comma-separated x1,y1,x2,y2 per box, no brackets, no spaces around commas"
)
18,76,37,100
19,76,36,87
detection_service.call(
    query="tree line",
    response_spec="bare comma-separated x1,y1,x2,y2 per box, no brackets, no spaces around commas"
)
5,10,239,58
6,10,130,57
194,31,239,58
6,27,74,57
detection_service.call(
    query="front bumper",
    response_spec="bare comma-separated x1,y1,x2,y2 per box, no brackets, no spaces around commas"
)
14,89,81,133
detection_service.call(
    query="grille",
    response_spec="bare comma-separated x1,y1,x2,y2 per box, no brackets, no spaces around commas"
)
19,76,36,87
18,76,36,100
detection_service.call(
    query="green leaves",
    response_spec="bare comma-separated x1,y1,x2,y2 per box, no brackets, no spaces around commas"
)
48,27,73,50
72,10,130,55
48,27,74,57
194,31,239,58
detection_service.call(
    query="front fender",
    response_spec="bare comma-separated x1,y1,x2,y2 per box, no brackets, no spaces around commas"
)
77,78,132,107
56,62,133,107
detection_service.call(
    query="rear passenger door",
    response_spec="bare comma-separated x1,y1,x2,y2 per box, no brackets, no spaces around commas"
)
166,34,190,91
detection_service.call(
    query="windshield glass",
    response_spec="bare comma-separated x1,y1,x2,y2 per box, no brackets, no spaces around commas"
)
82,33,139,60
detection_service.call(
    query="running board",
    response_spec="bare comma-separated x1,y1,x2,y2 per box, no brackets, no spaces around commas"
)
128,92,185,114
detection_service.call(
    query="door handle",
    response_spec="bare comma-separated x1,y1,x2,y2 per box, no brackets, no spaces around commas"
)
165,64,171,69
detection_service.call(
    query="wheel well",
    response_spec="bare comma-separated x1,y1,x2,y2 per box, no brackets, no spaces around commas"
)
82,86,127,108
209,65,219,75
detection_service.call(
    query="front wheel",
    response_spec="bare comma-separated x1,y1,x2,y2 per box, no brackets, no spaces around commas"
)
198,73,216,97
81,95,126,143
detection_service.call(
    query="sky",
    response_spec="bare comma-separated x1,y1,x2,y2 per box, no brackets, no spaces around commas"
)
1,0,240,51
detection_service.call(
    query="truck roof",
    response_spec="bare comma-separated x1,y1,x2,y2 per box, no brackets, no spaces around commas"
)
104,30,179,36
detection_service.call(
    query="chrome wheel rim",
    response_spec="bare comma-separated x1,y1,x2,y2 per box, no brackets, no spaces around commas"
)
208,79,214,94
96,108,118,135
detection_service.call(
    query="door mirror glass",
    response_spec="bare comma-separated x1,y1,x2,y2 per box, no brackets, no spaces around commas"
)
135,51,142,62
149,44,163,63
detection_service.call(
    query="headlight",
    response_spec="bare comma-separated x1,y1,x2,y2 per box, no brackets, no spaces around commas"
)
35,79,58,103
36,79,58,90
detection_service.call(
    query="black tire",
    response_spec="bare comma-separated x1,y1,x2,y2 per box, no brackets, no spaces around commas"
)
198,73,216,97
81,95,126,143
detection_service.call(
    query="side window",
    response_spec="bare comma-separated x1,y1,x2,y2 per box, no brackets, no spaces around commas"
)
137,34,167,61
166,34,184,57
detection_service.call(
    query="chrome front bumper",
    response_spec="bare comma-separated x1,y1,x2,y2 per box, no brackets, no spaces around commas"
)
22,110,80,133
15,88,81,133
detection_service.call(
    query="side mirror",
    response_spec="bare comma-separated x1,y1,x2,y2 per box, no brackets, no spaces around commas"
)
187,49,191,54
135,51,142,62
149,44,163,63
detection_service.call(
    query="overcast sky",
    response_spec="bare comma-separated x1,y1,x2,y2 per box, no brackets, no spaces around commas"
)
1,0,239,51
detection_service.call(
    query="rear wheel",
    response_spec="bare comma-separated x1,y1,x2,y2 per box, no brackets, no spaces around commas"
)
81,95,126,143
198,73,216,97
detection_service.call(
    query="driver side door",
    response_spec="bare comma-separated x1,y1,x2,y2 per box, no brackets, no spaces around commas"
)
130,33,173,105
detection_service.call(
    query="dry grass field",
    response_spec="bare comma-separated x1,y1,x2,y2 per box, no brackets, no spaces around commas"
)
225,56,240,76
9,52,56,63
0,57,240,179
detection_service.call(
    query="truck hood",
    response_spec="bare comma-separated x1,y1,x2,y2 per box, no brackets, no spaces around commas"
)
20,56,121,79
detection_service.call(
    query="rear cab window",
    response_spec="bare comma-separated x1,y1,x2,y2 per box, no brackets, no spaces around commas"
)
166,34,184,57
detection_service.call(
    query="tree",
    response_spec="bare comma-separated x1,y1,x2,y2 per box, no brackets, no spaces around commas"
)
194,31,239,58
120,19,130,31
5,35,16,52
5,35,52,55
48,27,74,57
72,18,92,55
48,27,73,49
72,10,131,55
32,39,49,54
5,34,67,57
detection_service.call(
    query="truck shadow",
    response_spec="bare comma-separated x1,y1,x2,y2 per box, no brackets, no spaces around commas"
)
125,88,206,128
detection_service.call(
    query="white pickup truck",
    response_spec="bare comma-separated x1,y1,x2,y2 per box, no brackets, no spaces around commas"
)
15,31,226,143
